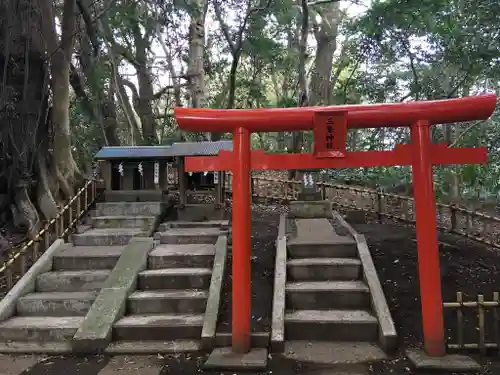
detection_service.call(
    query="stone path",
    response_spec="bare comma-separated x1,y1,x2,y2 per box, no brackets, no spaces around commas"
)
0,354,371,375
294,218,344,241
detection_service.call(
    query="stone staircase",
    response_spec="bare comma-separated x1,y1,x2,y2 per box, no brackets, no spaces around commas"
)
0,243,124,350
109,220,228,350
279,215,395,348
72,201,162,246
0,200,165,352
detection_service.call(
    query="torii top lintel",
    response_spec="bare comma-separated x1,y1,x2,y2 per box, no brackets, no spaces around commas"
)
174,94,497,133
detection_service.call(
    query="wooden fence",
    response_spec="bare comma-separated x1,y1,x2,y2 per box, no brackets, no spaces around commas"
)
0,179,98,295
444,292,500,353
223,173,500,249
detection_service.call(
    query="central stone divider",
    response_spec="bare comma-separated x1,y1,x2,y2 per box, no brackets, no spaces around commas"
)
72,237,154,353
72,219,230,354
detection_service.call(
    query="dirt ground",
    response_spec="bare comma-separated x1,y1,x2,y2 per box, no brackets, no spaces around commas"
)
351,217,500,375
217,203,283,333
216,205,500,375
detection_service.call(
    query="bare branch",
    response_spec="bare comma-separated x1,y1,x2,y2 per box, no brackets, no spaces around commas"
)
100,19,140,67
121,79,140,110
213,0,274,56
156,23,183,105
307,0,341,5
153,84,188,99
450,119,489,148
236,0,274,48
212,0,237,54
298,0,309,106
75,0,100,56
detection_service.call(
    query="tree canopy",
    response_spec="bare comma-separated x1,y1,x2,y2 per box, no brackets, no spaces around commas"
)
0,0,499,239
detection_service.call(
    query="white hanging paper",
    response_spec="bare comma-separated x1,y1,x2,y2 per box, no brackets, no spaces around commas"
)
303,173,314,188
154,162,159,185
138,162,143,176
118,162,124,177
214,172,219,184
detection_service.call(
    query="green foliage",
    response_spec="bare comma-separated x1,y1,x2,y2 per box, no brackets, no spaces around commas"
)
66,0,500,205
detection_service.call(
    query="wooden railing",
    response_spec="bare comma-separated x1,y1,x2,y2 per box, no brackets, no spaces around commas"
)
444,292,500,353
0,179,98,295
223,173,500,249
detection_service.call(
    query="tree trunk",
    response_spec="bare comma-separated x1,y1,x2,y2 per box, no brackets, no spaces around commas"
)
188,0,212,140
290,0,309,180
102,82,121,146
42,0,81,198
116,75,142,144
134,27,157,145
308,2,342,106
0,0,49,237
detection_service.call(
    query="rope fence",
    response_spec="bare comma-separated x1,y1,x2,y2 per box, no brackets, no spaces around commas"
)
0,179,98,295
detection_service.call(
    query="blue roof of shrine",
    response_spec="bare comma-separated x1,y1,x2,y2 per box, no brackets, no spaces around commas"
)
167,140,233,156
95,141,233,160
94,146,172,160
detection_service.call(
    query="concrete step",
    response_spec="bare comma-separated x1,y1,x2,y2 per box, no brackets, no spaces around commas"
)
72,228,148,246
0,316,83,341
287,258,361,281
127,290,208,314
76,224,92,233
91,215,156,229
138,268,212,290
16,291,98,316
158,220,228,231
156,228,224,245
96,202,162,216
284,309,378,341
105,340,202,354
287,240,358,259
104,190,164,202
52,244,124,270
113,314,203,340
177,203,222,222
285,281,370,310
36,270,110,292
148,244,215,269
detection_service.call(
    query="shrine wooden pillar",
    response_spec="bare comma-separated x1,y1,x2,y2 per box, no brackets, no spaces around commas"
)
122,163,134,190
215,171,224,206
100,161,112,191
178,157,187,206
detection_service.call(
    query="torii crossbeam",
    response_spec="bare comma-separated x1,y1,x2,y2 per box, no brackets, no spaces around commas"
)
174,94,497,357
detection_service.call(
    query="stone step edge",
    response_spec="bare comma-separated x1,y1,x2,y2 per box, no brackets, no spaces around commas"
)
114,314,204,328
284,310,378,324
92,215,157,220
0,340,202,354
286,258,362,266
104,340,202,354
285,281,369,293
139,268,212,276
128,290,209,300
18,291,98,302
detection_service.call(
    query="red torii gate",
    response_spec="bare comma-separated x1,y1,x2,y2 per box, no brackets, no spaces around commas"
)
174,94,497,357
